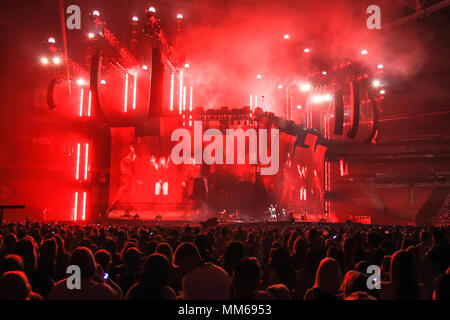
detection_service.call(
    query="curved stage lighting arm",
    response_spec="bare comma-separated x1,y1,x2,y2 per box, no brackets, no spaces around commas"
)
91,15,138,69
89,52,108,122
46,42,88,83
47,78,60,110
364,95,380,144
143,13,180,73
253,108,329,148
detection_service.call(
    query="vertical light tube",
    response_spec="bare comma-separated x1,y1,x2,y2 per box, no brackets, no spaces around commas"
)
189,86,193,111
75,143,81,180
82,192,87,221
255,96,258,108
170,73,174,111
79,88,84,117
87,90,92,117
84,143,89,180
183,86,186,111
178,70,184,114
124,73,129,112
132,73,137,110
250,94,253,110
74,192,78,221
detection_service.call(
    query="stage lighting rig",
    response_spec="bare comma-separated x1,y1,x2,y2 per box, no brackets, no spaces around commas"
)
53,56,62,65
300,83,312,92
91,12,139,69
143,7,181,73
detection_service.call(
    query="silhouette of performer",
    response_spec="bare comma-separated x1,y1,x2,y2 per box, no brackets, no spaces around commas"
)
107,145,143,216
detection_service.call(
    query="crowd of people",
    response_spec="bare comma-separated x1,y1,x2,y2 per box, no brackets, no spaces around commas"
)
0,220,449,300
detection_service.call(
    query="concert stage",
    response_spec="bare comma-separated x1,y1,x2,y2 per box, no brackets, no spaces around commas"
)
106,206,327,224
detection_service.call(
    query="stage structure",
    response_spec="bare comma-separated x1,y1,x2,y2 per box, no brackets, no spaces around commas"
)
36,5,431,225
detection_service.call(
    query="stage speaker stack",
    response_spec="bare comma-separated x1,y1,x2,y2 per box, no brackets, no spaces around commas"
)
347,80,360,139
90,51,106,119
47,78,59,110
334,89,344,135
148,47,164,118
364,96,379,144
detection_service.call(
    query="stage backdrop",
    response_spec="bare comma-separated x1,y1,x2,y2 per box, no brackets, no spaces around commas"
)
109,124,325,218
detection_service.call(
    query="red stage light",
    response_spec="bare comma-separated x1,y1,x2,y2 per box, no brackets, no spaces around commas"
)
84,143,89,180
322,71,327,75
87,90,92,117
48,37,56,44
297,105,302,110
372,80,381,87
304,48,310,53
132,73,137,110
183,86,187,111
184,63,190,68
256,74,262,79
92,10,100,16
283,34,290,40
300,83,311,92
75,143,81,180
88,32,95,39
380,89,386,95
378,64,384,69
148,7,156,13
124,73,129,112
82,192,87,221
177,14,183,19
100,80,106,85
40,57,49,65
312,95,332,103
53,56,61,65
79,88,84,117
76,78,86,86
132,16,139,22
73,192,79,221
170,73,174,111
361,49,368,55
189,86,193,112
278,84,283,89
179,71,184,114
142,65,148,70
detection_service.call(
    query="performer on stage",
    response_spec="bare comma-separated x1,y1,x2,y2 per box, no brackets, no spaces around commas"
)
155,156,170,196
311,169,324,213
107,145,143,216
280,153,295,204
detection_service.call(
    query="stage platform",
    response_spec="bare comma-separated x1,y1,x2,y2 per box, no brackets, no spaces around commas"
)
107,208,328,224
